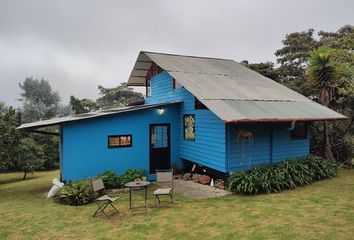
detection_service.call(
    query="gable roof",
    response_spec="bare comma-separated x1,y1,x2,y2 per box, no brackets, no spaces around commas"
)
127,51,346,122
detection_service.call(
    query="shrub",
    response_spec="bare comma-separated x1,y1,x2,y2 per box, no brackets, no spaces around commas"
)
98,170,120,189
119,168,142,185
227,155,337,195
59,181,95,206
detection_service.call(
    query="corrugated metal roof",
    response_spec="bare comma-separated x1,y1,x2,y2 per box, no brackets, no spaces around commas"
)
127,51,347,122
17,101,181,130
202,99,346,122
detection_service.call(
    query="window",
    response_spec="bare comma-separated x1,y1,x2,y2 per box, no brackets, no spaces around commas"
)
173,78,183,89
146,79,151,97
194,98,208,110
290,122,307,139
183,114,195,141
108,135,132,148
146,62,164,97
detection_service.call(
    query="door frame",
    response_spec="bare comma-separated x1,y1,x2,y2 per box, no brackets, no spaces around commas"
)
149,123,171,174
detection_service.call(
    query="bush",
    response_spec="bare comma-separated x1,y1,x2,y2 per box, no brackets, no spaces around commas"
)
119,168,142,185
98,170,120,189
227,155,337,195
59,181,95,206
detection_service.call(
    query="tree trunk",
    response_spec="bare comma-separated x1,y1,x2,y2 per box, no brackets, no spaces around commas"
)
23,171,27,180
323,121,335,163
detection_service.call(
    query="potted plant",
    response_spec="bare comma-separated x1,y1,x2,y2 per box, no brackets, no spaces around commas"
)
134,178,141,185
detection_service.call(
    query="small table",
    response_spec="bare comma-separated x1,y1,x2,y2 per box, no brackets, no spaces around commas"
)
125,181,151,215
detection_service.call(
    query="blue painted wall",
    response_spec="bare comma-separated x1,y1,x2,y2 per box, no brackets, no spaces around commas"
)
61,105,180,181
227,123,309,172
61,70,311,180
145,72,227,172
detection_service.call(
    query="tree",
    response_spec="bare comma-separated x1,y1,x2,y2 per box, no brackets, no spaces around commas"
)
241,61,280,81
0,105,21,170
17,138,44,180
275,29,318,96
70,96,98,114
17,77,71,171
276,25,354,164
306,48,338,162
96,82,144,109
19,77,61,122
19,77,72,122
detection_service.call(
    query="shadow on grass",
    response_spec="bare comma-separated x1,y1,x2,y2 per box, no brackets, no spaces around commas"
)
0,174,40,185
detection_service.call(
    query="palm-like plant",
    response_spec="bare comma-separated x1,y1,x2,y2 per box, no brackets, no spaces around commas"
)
307,47,338,162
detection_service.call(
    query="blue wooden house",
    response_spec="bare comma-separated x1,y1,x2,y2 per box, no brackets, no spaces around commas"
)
18,51,346,181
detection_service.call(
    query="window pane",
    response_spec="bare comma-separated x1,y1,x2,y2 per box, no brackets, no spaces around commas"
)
108,135,132,148
151,126,168,148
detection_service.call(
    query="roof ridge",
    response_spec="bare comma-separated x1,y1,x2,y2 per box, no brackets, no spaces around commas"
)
142,51,235,62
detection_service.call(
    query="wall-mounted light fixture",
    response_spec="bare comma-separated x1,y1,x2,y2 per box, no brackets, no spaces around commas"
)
158,108,165,115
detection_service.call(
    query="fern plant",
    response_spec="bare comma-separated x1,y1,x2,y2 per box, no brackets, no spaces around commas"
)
227,155,337,195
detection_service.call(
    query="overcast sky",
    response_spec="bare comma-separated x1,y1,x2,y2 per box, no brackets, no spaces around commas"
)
0,0,353,106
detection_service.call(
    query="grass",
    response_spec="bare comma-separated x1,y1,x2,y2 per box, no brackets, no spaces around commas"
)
0,169,353,240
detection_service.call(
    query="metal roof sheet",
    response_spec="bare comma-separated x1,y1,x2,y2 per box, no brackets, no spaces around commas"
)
127,51,347,122
17,101,181,130
202,99,347,122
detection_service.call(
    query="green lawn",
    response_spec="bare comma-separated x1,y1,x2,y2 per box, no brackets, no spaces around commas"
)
0,169,353,240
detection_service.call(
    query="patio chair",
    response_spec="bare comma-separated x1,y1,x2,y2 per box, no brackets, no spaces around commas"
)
154,169,174,206
91,178,119,218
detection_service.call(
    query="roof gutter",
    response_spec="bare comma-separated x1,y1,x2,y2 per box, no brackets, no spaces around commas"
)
224,116,348,124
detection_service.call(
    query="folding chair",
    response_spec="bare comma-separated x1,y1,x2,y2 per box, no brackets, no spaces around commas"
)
154,169,173,206
91,178,119,218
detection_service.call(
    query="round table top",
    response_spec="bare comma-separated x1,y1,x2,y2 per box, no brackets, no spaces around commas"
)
125,181,151,188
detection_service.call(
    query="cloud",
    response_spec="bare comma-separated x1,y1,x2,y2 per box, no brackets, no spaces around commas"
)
0,0,353,106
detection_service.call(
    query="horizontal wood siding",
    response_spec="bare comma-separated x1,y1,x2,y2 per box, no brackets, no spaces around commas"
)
227,124,271,171
227,123,310,172
272,127,309,162
146,72,227,172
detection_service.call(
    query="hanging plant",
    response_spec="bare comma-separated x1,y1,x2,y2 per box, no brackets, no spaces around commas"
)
237,130,254,167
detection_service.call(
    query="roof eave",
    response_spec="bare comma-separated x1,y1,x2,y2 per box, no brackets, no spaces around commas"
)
224,116,349,124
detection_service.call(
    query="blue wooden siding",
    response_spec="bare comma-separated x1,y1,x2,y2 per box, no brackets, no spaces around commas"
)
227,123,309,172
145,72,227,172
61,105,180,181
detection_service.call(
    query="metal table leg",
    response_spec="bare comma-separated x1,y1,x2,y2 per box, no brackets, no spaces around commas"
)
144,186,147,210
129,187,132,210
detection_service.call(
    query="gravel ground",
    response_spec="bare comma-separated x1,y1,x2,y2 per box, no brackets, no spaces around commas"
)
171,180,231,199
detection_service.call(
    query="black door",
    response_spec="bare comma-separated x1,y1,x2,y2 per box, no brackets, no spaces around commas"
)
149,124,171,174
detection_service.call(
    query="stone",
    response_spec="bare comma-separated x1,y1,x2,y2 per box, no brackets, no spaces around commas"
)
183,173,192,181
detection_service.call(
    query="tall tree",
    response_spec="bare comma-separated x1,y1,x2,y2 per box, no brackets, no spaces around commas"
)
19,77,61,122
275,29,318,96
18,77,71,170
306,48,338,162
96,82,144,109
